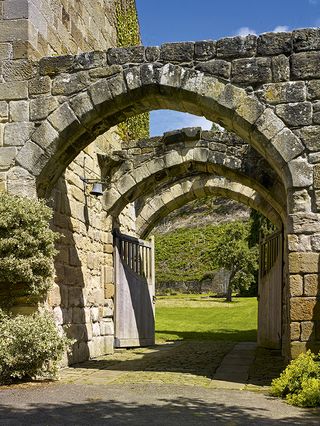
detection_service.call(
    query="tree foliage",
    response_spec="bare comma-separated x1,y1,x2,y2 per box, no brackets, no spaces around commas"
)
115,0,150,141
211,221,259,301
0,193,60,304
155,220,259,299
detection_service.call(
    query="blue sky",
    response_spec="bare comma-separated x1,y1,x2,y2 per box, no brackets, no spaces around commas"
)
135,0,320,136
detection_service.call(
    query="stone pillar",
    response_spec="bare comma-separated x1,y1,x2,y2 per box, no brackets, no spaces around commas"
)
287,209,320,358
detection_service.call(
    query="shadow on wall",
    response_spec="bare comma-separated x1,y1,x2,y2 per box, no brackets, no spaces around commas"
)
306,269,320,353
0,390,319,425
51,177,90,364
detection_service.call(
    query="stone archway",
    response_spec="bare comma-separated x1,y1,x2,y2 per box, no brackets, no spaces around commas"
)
102,128,285,221
2,32,320,359
133,175,282,238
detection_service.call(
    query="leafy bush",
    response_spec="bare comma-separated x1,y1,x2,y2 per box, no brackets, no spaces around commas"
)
0,193,60,303
0,309,71,384
271,350,320,407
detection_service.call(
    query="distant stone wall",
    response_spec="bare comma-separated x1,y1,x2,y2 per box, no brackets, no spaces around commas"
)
0,0,118,59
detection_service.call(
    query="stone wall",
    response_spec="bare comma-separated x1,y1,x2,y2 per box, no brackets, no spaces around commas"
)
0,0,118,59
0,0,140,363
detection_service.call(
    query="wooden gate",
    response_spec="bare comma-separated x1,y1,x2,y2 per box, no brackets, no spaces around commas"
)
258,230,283,349
114,230,155,348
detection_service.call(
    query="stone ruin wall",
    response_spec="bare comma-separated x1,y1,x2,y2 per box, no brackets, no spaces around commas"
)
0,0,139,363
0,0,118,59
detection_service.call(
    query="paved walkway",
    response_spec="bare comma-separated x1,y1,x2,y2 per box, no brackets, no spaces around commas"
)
1,342,319,425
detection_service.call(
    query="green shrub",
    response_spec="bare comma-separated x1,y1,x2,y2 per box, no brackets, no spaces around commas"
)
0,193,60,303
0,309,71,384
271,350,320,407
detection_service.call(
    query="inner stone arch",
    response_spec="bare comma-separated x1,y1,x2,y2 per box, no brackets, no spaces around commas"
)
102,128,285,221
132,175,282,239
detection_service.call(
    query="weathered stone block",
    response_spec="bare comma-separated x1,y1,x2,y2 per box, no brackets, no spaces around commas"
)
6,166,36,198
195,59,231,80
160,42,194,62
257,32,292,56
28,76,51,95
231,57,272,85
289,274,303,296
92,322,101,337
272,129,304,163
31,121,59,150
68,287,85,307
289,252,320,274
271,55,290,82
88,336,113,358
107,46,145,65
0,81,28,100
124,67,141,91
217,35,256,58
145,46,160,62
308,152,320,164
0,43,12,60
254,108,285,141
9,100,29,122
288,233,311,251
194,41,216,60
89,64,122,79
0,146,17,169
276,102,312,126
290,297,320,321
104,283,115,299
304,274,320,296
47,284,61,307
48,102,79,134
295,126,320,151
4,122,34,147
312,101,320,125
262,81,306,104
0,19,28,43
293,28,320,52
289,212,320,233
30,95,59,121
100,319,114,336
39,55,75,75
0,101,8,122
65,324,88,342
72,307,90,324
52,71,89,96
290,341,307,358
301,321,315,341
291,52,320,80
73,51,106,70
3,60,36,81
307,79,320,100
314,164,320,189
290,322,301,341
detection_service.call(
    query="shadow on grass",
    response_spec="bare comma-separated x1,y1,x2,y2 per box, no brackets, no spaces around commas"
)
155,328,257,342
0,386,319,425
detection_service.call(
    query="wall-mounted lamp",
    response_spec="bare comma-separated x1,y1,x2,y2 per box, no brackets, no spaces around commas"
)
80,177,108,197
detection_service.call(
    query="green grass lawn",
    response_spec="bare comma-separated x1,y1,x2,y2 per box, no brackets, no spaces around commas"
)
155,295,257,343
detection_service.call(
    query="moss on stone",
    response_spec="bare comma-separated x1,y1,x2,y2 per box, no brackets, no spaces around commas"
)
115,0,149,141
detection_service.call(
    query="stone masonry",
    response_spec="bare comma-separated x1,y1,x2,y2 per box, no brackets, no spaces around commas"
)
1,17,320,359
0,0,136,364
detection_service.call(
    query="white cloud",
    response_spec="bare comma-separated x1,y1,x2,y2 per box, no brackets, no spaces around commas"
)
150,111,212,136
273,25,289,32
235,27,257,37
